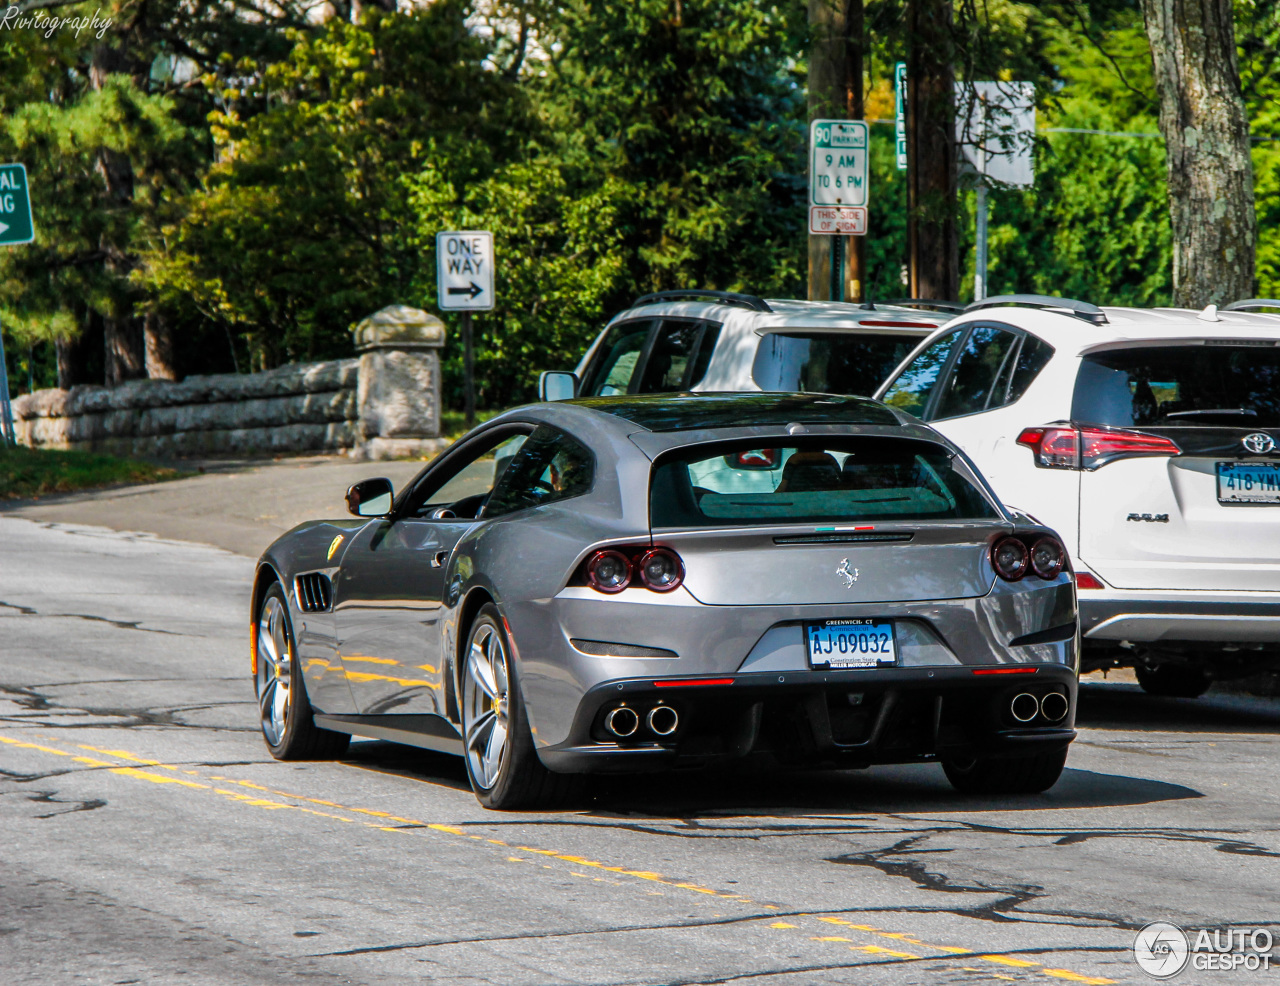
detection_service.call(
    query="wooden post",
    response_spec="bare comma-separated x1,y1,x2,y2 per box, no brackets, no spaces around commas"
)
843,0,864,303
906,0,958,301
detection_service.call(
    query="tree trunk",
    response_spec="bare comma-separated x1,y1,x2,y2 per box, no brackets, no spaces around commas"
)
144,312,178,380
807,0,846,302
807,1,866,302
1140,0,1256,307
906,0,957,302
843,0,865,302
104,317,145,386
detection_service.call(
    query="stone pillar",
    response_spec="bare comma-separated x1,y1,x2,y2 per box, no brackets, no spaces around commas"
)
353,305,448,461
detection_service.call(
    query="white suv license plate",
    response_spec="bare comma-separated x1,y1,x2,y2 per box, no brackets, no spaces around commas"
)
805,619,898,669
1217,460,1280,504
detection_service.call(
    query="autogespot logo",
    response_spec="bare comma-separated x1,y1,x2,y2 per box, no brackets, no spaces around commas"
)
1134,922,1190,979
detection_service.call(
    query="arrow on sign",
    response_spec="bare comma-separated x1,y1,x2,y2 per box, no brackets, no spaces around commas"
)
0,222,9,236
448,282,483,299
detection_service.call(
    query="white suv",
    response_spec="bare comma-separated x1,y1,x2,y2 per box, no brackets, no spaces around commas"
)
875,294,1280,697
539,290,953,402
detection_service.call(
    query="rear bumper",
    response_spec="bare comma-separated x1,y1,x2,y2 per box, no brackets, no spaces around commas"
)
1079,590,1280,644
536,663,1077,774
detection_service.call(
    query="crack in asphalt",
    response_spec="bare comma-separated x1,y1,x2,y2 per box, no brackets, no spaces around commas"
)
26,790,106,818
0,599,184,635
0,683,254,731
320,912,813,957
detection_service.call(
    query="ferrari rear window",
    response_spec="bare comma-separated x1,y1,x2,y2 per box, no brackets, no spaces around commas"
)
649,438,998,528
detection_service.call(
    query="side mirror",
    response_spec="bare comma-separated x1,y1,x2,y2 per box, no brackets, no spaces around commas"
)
345,477,394,518
539,370,579,402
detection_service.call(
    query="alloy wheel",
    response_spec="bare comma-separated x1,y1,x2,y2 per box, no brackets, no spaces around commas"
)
463,621,511,790
256,594,292,746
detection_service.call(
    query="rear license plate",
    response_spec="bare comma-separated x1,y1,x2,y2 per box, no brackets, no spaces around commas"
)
1217,461,1280,504
805,619,898,669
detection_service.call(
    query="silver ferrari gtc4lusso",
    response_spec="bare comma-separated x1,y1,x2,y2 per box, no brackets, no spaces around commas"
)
251,393,1079,808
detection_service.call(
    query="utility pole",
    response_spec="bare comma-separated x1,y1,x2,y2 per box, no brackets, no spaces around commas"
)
843,0,864,303
905,0,958,301
808,0,864,302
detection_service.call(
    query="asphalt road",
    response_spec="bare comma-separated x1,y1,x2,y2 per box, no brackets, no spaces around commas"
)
3,514,1279,986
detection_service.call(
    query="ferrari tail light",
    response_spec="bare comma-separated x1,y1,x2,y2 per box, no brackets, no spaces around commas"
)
1017,425,1180,470
1029,537,1066,580
638,548,684,591
991,536,1030,581
583,545,686,594
586,550,632,593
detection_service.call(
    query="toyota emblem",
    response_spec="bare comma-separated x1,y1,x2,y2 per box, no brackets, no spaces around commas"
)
1242,432,1276,454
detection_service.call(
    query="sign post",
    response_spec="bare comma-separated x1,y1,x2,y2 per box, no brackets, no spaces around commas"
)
808,120,869,303
0,163,33,446
436,230,494,429
955,83,1035,301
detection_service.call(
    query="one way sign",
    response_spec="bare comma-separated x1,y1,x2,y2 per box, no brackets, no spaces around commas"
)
436,230,494,311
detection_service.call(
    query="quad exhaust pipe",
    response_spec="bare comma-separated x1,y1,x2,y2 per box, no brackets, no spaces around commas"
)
603,704,680,738
1039,691,1069,722
604,706,639,738
647,705,679,736
1009,691,1069,723
1010,692,1040,723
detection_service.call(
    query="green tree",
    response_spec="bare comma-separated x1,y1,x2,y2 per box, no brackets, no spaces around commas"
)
140,2,530,371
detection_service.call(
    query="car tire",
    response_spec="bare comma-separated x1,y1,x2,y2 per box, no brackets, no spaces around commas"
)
1135,662,1212,699
461,604,578,810
942,748,1068,795
255,582,350,761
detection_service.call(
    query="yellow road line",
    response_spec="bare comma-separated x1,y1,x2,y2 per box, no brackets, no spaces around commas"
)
4,733,1115,984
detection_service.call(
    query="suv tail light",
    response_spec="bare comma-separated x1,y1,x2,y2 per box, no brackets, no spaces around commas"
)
1017,425,1181,470
582,546,685,594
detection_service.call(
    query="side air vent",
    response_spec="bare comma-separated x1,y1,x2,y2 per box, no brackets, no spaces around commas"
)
295,573,333,613
774,533,914,545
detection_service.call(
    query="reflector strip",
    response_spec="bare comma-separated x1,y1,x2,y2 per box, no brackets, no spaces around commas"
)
654,677,735,688
857,320,933,328
972,667,1039,676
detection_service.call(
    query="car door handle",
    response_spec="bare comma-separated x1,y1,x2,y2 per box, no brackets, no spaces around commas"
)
431,550,449,568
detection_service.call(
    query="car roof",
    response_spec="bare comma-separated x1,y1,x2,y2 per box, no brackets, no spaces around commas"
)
565,392,901,432
614,298,950,334
912,304,1280,356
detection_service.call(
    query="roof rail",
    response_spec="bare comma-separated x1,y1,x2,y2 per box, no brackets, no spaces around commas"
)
632,289,773,313
965,293,1109,325
1223,299,1280,312
885,298,966,314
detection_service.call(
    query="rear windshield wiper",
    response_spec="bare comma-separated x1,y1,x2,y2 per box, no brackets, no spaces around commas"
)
1163,408,1258,419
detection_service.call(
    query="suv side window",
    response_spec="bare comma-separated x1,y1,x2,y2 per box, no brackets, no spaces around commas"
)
484,425,595,518
580,320,654,396
1007,333,1055,403
880,329,962,418
934,325,1020,420
636,319,722,393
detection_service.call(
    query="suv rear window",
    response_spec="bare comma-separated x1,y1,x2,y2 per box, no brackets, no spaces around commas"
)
650,438,998,528
1073,345,1280,428
753,332,923,397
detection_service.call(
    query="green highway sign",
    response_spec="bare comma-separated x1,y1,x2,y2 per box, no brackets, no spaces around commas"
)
0,164,34,245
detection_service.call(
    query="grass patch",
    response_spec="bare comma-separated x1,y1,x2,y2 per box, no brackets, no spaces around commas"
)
0,444,183,500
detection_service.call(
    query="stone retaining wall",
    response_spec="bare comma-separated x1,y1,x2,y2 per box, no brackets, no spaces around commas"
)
14,359,360,457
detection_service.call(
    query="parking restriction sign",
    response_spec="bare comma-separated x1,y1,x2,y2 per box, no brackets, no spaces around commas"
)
809,120,868,236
